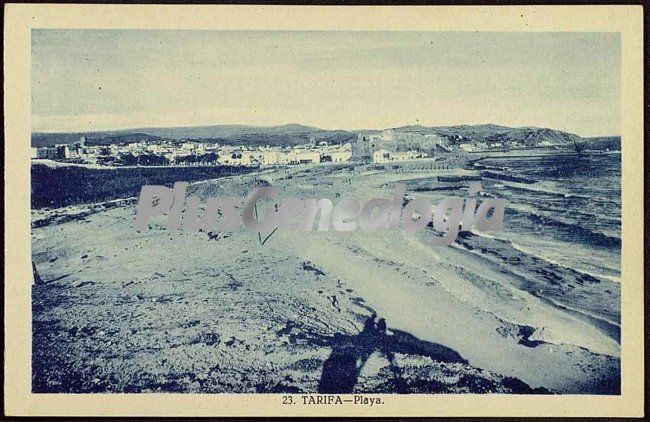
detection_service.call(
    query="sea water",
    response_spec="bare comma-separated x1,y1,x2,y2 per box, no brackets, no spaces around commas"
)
479,153,621,284
413,152,621,284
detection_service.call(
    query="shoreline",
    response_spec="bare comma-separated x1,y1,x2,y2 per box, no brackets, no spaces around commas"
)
31,162,621,394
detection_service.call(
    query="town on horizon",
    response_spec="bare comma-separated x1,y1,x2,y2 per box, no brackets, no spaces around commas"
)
31,121,620,168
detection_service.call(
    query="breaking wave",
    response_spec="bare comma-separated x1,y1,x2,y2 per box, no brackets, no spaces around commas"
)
506,206,620,249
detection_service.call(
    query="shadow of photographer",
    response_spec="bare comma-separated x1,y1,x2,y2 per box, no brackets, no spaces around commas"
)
318,314,467,393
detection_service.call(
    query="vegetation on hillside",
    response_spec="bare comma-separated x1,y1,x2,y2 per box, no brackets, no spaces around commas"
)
31,164,255,209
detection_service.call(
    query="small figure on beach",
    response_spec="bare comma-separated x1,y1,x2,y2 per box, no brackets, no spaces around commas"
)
363,312,377,332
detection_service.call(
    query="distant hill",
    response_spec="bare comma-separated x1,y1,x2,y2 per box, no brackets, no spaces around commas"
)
31,124,352,148
582,136,621,151
32,123,597,149
390,124,583,147
31,132,164,148
132,123,323,139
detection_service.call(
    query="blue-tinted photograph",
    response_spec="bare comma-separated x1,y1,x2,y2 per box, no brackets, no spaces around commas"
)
31,30,621,394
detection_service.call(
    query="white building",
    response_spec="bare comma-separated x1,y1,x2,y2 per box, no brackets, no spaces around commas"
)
391,150,421,161
373,149,424,163
357,133,383,144
373,149,392,163
35,145,70,159
329,149,352,162
181,142,206,154
261,148,321,165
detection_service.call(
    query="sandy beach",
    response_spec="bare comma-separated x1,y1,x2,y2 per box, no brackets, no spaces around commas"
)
31,160,620,394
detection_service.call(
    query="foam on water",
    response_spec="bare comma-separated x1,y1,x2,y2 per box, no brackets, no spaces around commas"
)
477,153,621,281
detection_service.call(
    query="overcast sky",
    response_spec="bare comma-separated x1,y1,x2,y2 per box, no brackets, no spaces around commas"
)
32,30,620,136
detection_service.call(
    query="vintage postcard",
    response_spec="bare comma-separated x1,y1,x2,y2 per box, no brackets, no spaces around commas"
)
4,4,644,417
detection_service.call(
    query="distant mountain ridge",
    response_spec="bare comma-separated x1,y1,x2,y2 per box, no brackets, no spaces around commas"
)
31,124,325,147
388,124,584,147
136,123,322,139
32,123,601,149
